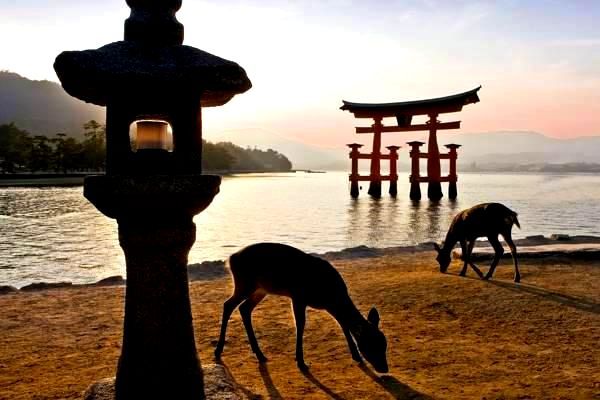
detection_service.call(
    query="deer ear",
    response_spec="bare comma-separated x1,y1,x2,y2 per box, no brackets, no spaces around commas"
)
433,243,441,252
367,307,380,327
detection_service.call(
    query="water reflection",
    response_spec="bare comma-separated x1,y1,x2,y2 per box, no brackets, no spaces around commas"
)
426,201,442,239
346,195,457,248
366,198,384,243
346,196,402,248
346,198,361,244
407,201,424,245
0,187,123,288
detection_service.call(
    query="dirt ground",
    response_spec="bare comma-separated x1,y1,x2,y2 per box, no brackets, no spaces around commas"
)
1,252,599,399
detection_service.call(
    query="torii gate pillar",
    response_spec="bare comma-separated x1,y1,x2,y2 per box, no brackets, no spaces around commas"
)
426,114,443,201
367,118,383,197
347,143,363,198
445,143,461,200
386,145,400,196
407,141,425,200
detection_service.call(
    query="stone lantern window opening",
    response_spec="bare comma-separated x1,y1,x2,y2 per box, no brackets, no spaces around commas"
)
129,120,174,152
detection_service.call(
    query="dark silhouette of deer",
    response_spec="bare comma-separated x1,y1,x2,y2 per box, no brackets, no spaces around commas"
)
214,243,389,373
434,202,521,282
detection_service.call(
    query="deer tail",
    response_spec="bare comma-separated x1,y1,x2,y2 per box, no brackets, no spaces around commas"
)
512,213,521,229
504,211,521,229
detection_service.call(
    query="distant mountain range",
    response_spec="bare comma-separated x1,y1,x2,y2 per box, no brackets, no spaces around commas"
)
1,71,599,171
209,129,600,171
442,131,600,166
0,71,103,137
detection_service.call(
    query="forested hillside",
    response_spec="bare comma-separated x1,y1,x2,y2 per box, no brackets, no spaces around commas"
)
0,122,292,173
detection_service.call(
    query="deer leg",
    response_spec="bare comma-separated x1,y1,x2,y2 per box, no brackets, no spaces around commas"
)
239,292,268,362
466,241,485,279
292,300,309,371
484,236,504,280
215,293,247,358
343,327,362,362
459,240,469,277
503,233,520,283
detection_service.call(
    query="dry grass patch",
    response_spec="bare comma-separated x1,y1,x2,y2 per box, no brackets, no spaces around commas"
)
1,252,599,399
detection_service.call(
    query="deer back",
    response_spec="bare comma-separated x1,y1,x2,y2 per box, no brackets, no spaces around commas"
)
453,202,518,239
228,243,351,310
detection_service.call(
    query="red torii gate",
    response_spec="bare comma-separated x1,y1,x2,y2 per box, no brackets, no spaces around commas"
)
341,86,481,200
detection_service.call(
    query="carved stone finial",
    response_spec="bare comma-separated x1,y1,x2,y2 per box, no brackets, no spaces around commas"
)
125,0,184,45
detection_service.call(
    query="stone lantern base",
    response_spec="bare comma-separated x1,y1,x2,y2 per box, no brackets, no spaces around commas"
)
84,364,251,400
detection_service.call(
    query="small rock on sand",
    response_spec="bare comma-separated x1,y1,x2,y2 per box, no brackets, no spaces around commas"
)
0,286,18,295
188,261,228,281
20,282,73,292
92,276,125,287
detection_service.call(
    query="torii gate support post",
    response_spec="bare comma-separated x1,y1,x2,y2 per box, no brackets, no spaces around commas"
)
347,143,363,198
368,117,383,198
426,113,443,201
445,143,461,200
408,141,424,200
386,145,400,196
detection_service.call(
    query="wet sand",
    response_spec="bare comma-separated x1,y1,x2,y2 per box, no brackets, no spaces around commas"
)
1,251,599,399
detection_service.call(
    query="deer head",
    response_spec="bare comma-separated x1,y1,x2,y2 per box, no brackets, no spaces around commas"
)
356,308,388,373
433,243,451,273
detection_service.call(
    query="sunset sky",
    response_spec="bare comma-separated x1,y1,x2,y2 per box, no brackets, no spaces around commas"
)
1,0,599,147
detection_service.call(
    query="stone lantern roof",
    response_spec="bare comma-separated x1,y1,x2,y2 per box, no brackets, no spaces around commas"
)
54,0,252,108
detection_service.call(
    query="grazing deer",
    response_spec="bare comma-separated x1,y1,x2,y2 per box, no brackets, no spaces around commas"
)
214,243,389,373
434,202,521,283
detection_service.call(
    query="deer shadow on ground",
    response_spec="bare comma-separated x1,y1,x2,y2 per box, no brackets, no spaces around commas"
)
257,363,283,400
213,360,261,399
301,369,345,400
358,364,432,400
488,279,600,315
454,273,600,315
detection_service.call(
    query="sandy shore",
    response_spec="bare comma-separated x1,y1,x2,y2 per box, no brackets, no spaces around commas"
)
1,250,599,399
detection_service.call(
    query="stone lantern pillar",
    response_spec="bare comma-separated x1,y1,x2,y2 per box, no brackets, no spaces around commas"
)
54,1,251,399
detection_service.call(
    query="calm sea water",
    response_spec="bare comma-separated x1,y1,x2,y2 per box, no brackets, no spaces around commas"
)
2,171,600,288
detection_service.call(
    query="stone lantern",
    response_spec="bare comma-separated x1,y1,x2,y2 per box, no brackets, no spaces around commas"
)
54,1,251,399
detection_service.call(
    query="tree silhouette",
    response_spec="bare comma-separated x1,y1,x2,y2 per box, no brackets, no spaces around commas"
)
0,123,31,172
29,135,52,172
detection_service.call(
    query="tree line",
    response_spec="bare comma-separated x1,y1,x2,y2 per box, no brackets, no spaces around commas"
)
0,121,105,173
0,121,292,173
202,141,292,172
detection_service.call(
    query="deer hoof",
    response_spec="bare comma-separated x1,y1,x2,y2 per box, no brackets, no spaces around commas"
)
256,353,268,363
483,275,491,280
214,347,223,359
459,272,466,277
514,276,521,283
